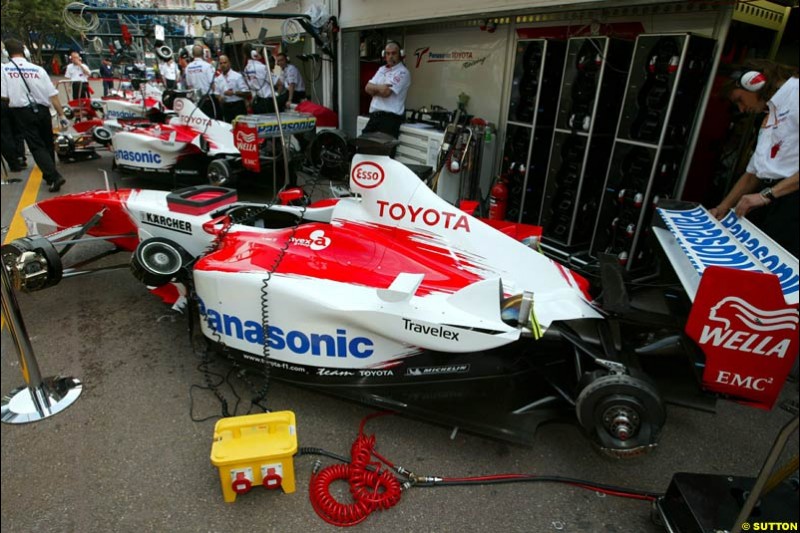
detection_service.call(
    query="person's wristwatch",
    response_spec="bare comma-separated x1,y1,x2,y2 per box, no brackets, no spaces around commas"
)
759,187,776,203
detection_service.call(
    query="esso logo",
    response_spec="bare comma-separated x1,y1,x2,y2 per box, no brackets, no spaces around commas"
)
352,162,385,189
173,99,184,112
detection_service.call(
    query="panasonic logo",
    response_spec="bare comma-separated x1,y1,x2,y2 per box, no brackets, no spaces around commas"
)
660,207,757,270
115,149,162,164
106,109,138,119
200,304,374,358
720,213,799,296
258,120,314,135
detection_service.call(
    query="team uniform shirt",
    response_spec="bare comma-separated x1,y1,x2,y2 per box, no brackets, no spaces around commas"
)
746,77,799,182
215,69,248,103
368,62,410,115
279,63,305,92
184,58,215,94
160,61,178,81
1,58,58,108
243,59,278,98
64,62,90,83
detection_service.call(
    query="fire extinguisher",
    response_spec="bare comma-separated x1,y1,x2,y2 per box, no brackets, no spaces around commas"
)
488,175,509,220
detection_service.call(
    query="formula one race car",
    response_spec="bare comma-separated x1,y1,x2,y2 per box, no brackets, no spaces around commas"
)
3,154,797,457
105,95,242,184
55,84,166,163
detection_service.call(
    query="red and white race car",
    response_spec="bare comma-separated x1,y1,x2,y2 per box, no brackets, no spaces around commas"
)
56,84,165,163
108,96,241,184
4,153,797,456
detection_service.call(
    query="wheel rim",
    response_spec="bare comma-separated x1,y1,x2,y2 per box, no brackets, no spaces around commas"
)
576,373,665,457
55,135,74,155
139,241,182,276
207,161,231,186
93,128,112,143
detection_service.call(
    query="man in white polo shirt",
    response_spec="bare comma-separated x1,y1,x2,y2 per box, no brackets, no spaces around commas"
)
242,43,281,114
363,41,410,139
184,44,217,118
1,38,70,192
64,51,91,99
160,56,178,90
215,55,249,123
277,52,305,104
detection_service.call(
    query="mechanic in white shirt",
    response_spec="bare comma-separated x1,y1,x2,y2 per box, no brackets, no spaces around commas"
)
276,53,305,104
184,45,218,118
159,57,178,90
64,51,91,99
242,43,282,114
214,55,249,123
364,41,410,139
1,38,69,192
711,60,799,257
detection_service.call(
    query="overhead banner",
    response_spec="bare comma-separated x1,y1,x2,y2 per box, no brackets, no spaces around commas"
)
404,29,507,125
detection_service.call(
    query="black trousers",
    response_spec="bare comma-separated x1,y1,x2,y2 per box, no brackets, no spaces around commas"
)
252,96,278,114
291,90,306,104
1,100,26,168
102,80,113,96
222,100,247,123
72,81,89,100
363,111,403,139
10,105,62,184
164,78,176,90
750,188,799,258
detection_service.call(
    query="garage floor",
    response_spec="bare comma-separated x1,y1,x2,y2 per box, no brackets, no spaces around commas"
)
1,150,798,533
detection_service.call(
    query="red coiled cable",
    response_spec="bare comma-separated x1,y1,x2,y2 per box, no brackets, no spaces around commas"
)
309,414,403,527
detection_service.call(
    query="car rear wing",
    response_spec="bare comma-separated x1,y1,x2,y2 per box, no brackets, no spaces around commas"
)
653,201,798,409
653,203,798,306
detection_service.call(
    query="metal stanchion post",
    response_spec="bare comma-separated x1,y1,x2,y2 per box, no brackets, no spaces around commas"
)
730,415,800,533
1,260,82,424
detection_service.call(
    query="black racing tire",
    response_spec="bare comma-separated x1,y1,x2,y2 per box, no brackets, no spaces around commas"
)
92,126,113,145
62,106,74,120
575,373,665,458
206,158,235,187
156,45,173,61
130,237,189,287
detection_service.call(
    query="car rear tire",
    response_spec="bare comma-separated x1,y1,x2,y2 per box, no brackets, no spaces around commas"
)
575,372,665,458
207,159,235,187
130,238,189,287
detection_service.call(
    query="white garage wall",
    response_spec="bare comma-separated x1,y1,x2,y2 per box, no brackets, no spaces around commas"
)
403,27,511,123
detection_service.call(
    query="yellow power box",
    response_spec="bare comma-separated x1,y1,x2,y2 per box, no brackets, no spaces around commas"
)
210,411,298,503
